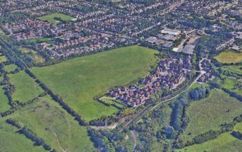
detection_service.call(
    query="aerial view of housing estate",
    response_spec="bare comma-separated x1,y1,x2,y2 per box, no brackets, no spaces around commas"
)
0,0,242,151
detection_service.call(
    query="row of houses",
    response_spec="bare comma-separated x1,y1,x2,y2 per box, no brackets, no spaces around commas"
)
109,56,192,107
197,59,214,83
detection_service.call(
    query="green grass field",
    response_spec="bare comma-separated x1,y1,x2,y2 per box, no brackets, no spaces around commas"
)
39,13,74,24
178,118,242,152
5,96,94,152
177,132,242,152
216,76,242,96
4,64,18,73
0,87,10,113
215,76,237,90
222,65,242,75
0,121,45,152
99,96,124,109
9,71,44,103
181,89,242,142
0,55,7,63
32,45,158,121
215,50,242,64
234,122,242,132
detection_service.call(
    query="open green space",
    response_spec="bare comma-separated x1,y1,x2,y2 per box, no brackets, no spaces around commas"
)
0,55,7,63
4,64,18,73
189,82,209,90
5,96,95,152
177,132,242,152
0,121,45,152
221,65,242,75
9,71,44,103
0,87,10,113
215,50,242,64
178,118,242,152
181,89,242,142
19,47,34,54
220,77,237,89
216,76,242,96
234,122,242,132
38,13,75,24
19,47,45,64
32,45,158,121
99,96,124,109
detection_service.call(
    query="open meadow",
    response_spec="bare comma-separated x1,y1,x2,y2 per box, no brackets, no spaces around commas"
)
32,45,159,121
0,87,10,113
5,96,95,152
0,55,7,63
180,89,242,142
215,75,242,96
9,71,44,103
215,50,242,64
178,116,242,152
177,132,242,152
221,65,242,75
0,120,45,152
4,64,18,73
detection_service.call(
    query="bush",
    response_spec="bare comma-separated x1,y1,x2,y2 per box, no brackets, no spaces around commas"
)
189,87,210,100
170,98,188,131
231,131,242,140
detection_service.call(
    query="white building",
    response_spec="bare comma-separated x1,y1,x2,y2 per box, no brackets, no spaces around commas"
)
161,28,181,36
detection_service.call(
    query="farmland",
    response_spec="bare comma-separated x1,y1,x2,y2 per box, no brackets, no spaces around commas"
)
177,132,242,152
0,0,242,151
0,121,45,152
215,76,242,96
215,50,242,64
5,96,95,152
178,117,242,152
9,71,44,103
32,45,158,121
221,65,242,75
180,89,242,142
0,87,10,113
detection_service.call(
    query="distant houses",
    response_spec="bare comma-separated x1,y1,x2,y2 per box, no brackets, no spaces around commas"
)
109,56,192,107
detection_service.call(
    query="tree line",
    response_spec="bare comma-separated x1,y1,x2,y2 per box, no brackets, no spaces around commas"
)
6,119,55,152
